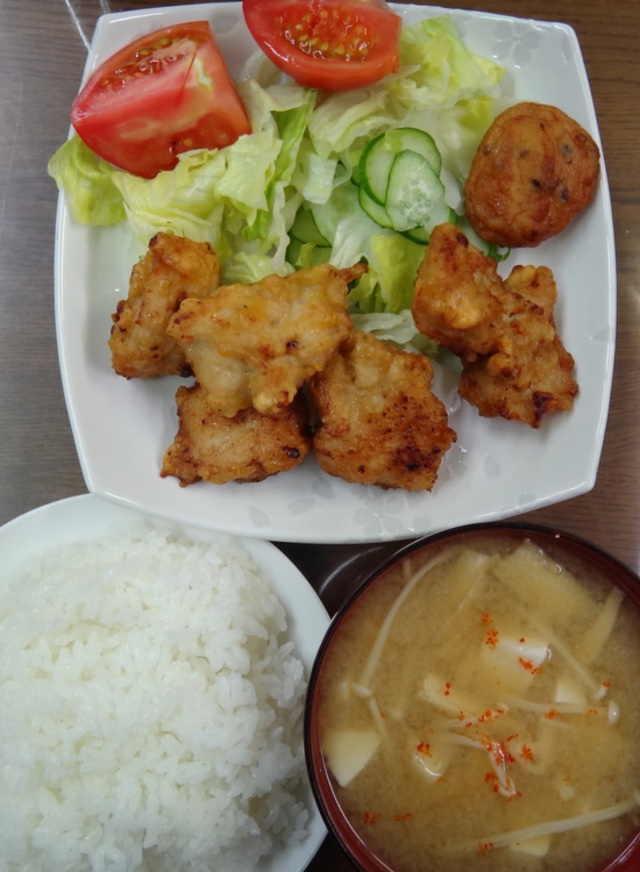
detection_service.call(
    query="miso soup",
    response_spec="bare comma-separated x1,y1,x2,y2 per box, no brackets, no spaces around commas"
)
315,537,640,872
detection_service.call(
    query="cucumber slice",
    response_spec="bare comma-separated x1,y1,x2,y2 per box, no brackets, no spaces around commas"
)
384,127,442,174
359,127,442,206
402,207,457,244
401,225,430,245
358,184,392,228
358,133,388,205
289,206,330,246
385,150,449,234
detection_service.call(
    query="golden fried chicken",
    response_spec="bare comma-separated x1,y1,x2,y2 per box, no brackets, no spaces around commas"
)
464,102,600,247
410,223,505,361
167,263,365,417
161,383,311,486
458,329,578,426
309,330,456,491
503,260,557,317
412,223,579,428
109,233,220,379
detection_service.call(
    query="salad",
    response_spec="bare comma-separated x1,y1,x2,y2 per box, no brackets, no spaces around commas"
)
49,11,506,349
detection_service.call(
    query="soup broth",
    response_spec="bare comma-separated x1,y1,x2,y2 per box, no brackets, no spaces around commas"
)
316,539,640,872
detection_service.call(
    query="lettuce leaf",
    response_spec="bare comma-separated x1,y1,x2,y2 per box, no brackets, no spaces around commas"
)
398,16,505,179
48,136,125,225
350,310,438,355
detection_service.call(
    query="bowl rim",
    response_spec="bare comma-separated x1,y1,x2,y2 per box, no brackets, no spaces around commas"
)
304,520,640,872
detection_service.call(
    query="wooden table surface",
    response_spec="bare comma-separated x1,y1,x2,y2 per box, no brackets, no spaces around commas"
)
1,0,638,868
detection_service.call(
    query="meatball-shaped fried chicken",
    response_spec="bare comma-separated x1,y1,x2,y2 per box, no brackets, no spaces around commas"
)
161,383,311,486
167,263,365,417
412,223,579,428
109,233,220,379
309,331,456,491
464,102,600,248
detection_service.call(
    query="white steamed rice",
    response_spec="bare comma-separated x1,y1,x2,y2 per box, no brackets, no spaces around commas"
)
0,526,309,871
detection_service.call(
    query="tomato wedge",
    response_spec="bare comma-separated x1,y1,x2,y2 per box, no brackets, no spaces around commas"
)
242,0,401,91
71,22,251,179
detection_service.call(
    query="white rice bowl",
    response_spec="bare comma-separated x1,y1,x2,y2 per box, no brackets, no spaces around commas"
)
0,523,314,871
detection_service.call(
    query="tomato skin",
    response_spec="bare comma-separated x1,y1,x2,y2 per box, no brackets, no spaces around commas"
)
242,0,401,91
71,22,251,179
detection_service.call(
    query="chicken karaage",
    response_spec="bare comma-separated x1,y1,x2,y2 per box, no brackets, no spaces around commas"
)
412,223,578,428
410,222,505,361
161,383,311,486
309,330,456,491
167,262,364,417
109,233,220,379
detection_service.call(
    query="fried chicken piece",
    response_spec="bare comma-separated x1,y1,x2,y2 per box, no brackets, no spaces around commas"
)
503,259,557,317
464,102,600,247
410,223,505,361
167,263,365,417
458,329,578,426
109,233,220,379
161,383,311,486
309,331,456,491
412,223,579,428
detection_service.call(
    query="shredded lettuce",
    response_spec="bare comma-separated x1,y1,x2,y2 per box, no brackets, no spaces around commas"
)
108,85,314,275
48,14,505,338
306,16,504,175
351,310,438,356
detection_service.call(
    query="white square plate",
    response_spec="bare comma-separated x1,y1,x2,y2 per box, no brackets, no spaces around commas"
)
54,3,615,544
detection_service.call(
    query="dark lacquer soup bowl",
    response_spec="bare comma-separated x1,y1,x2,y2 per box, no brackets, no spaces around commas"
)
305,523,640,872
